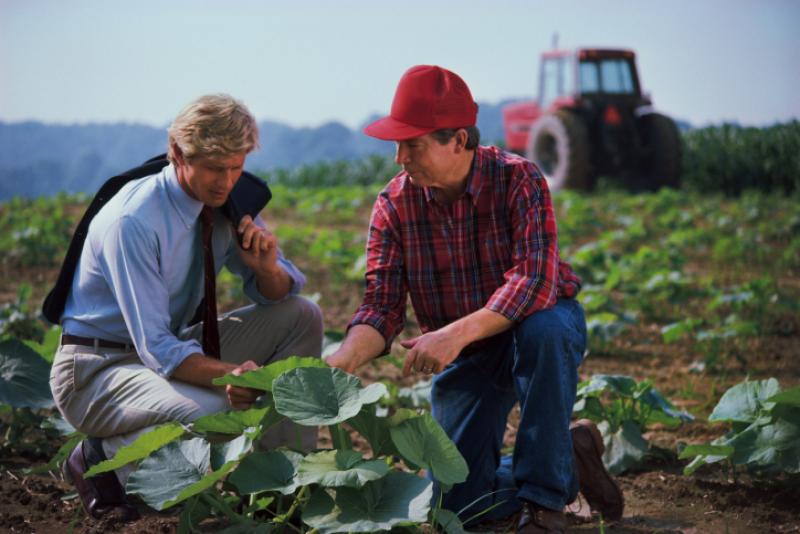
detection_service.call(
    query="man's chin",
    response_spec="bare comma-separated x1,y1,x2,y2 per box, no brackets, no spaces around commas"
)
205,194,229,207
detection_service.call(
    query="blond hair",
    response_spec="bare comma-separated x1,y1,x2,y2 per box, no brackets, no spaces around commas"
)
167,94,259,163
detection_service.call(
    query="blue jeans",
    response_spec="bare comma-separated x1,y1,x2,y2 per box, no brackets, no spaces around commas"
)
431,298,587,521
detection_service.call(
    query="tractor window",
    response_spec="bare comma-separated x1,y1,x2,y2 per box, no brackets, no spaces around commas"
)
541,58,561,107
600,59,634,93
579,58,635,94
579,62,600,93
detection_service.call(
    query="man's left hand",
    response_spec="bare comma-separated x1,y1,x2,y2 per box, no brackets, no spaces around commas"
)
400,329,465,377
235,215,280,274
226,360,261,410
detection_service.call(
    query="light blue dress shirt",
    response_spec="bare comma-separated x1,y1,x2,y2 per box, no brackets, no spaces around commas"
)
62,164,305,377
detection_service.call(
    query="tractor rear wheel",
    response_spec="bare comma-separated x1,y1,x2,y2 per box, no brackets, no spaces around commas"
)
526,110,592,191
633,112,682,190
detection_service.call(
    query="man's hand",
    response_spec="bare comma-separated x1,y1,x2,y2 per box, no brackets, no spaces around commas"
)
401,329,466,377
325,325,386,375
236,215,279,273
225,360,261,410
325,350,357,374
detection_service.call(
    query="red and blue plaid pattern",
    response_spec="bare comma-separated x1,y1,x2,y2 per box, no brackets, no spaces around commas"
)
349,146,581,350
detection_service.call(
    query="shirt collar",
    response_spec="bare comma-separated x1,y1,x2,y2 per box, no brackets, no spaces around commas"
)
164,164,204,228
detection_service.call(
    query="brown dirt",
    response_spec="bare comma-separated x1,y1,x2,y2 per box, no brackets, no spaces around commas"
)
2,230,800,533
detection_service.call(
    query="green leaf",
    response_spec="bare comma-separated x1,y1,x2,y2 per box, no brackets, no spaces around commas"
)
573,396,606,423
126,438,211,510
345,405,411,458
302,472,432,533
390,413,468,487
272,367,387,426
577,375,638,398
191,406,273,434
178,495,212,534
678,443,735,460
727,418,800,474
296,450,389,488
766,386,800,407
212,356,327,391
85,422,186,477
41,414,78,436
22,325,61,363
210,434,252,470
163,460,237,508
0,338,54,408
661,319,701,344
218,522,276,534
600,420,650,475
639,389,695,426
434,508,470,534
228,449,303,495
709,378,781,423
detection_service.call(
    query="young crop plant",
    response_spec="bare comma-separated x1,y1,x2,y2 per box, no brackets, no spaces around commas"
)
79,357,471,533
573,375,694,474
680,378,800,479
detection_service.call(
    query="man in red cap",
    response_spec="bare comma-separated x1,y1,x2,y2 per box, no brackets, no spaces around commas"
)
327,65,623,532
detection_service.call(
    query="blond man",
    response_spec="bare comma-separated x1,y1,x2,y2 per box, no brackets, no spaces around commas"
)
50,94,322,520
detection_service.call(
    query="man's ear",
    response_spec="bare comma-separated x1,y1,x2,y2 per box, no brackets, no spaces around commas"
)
171,142,186,166
453,129,469,153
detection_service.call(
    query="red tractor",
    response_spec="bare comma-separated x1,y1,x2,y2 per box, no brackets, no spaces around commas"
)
503,48,682,191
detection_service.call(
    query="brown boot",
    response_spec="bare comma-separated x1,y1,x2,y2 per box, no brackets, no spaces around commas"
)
570,419,624,521
517,500,567,533
62,438,139,521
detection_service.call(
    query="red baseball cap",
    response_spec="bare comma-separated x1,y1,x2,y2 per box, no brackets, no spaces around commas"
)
364,65,478,141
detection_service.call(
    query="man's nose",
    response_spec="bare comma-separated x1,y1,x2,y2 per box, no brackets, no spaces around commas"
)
223,169,239,188
395,144,409,165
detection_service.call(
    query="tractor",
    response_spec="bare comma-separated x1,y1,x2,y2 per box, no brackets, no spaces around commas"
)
502,48,682,191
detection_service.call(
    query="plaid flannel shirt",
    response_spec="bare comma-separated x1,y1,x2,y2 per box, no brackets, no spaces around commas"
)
348,145,581,351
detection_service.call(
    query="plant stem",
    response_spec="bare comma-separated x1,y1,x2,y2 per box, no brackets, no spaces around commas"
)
283,485,309,521
329,423,351,450
248,492,257,519
201,492,243,523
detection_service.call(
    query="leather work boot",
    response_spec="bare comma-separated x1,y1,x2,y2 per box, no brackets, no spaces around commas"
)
570,419,625,521
517,500,567,533
62,438,139,521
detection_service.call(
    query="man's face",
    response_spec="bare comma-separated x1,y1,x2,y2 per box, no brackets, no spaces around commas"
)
174,150,247,207
394,133,459,188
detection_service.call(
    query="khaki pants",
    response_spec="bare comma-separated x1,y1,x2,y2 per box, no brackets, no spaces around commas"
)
50,296,324,484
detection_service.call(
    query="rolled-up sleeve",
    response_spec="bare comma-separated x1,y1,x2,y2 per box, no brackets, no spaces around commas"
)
485,165,560,321
98,216,201,377
348,196,407,353
224,215,306,305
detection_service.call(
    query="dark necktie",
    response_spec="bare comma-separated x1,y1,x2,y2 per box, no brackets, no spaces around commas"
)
200,206,221,358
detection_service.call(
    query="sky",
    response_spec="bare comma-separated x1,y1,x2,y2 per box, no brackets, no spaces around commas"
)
1,0,798,130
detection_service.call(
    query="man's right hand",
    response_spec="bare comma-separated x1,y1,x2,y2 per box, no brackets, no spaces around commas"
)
325,325,386,375
325,350,357,374
225,360,261,410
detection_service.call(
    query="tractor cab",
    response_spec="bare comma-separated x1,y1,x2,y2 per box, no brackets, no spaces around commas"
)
502,47,680,191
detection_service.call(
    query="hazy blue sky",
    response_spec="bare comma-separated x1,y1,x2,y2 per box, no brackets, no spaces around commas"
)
1,0,798,129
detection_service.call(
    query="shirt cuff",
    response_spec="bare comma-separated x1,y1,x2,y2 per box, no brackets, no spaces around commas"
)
485,277,556,322
244,257,306,305
347,310,402,355
152,338,203,378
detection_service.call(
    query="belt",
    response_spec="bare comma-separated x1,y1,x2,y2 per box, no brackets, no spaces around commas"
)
61,334,132,350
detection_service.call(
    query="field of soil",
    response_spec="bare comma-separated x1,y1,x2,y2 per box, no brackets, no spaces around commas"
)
2,311,798,533
1,187,798,533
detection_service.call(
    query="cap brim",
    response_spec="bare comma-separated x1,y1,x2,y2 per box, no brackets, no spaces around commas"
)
363,115,436,141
